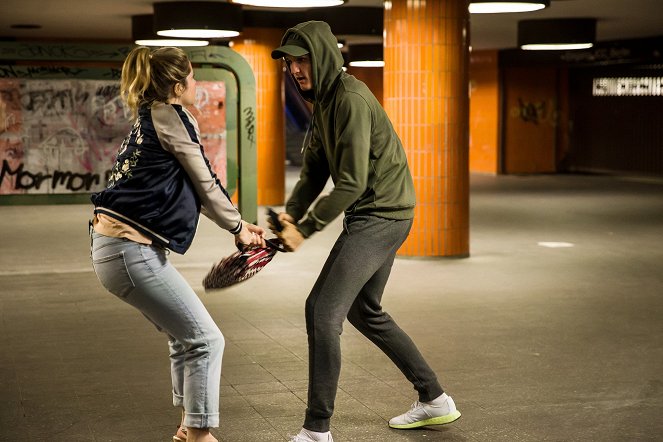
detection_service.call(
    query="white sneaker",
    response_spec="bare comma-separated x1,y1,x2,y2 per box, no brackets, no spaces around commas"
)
290,428,334,442
389,393,461,429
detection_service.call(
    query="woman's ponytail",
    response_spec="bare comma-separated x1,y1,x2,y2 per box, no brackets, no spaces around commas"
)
121,46,152,118
120,46,191,119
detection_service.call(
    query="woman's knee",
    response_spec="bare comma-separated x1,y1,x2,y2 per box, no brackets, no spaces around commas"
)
186,326,224,359
207,327,225,356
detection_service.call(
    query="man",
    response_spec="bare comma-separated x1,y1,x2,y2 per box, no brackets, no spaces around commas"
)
270,21,461,442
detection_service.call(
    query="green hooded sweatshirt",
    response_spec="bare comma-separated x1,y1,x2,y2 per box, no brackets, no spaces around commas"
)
283,21,416,238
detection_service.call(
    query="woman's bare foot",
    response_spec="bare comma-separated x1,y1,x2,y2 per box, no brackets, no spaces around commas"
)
186,427,217,442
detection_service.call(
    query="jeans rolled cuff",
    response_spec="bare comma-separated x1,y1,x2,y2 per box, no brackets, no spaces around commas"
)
184,412,220,429
172,392,184,408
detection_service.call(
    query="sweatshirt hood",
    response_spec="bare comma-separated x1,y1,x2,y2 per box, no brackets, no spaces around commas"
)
274,21,344,103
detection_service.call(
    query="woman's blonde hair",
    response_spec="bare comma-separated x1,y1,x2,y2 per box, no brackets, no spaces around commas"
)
120,46,191,118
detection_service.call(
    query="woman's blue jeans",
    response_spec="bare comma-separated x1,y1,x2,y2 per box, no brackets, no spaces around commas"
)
91,232,223,428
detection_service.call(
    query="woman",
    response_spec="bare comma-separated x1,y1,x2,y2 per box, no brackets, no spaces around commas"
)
90,46,264,442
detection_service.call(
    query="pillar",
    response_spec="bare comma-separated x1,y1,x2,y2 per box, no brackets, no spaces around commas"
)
384,0,470,257
469,50,500,174
232,27,285,206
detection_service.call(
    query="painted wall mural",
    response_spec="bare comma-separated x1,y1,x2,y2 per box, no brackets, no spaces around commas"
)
0,79,227,195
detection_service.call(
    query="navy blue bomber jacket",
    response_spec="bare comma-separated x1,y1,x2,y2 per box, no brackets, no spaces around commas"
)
91,102,241,254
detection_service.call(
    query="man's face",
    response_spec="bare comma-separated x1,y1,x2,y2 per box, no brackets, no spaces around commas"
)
285,54,312,91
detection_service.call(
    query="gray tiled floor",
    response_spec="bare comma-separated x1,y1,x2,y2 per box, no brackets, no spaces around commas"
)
1,171,662,441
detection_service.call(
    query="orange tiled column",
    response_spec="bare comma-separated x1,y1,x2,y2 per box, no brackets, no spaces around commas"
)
384,0,470,257
232,28,285,206
469,50,500,174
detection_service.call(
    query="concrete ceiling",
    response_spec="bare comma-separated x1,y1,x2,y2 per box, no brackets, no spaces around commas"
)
1,0,662,50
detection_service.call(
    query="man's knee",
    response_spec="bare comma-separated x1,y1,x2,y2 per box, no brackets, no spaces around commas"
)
347,305,392,332
306,304,344,337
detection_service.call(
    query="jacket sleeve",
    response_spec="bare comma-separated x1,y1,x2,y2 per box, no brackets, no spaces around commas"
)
295,92,371,238
152,103,242,234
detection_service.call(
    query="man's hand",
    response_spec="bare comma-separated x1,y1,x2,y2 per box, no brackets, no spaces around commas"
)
277,219,305,252
268,212,295,234
235,220,266,249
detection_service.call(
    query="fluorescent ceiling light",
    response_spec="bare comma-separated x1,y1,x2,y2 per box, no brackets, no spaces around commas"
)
232,0,344,7
469,1,549,14
153,2,242,40
518,18,596,51
348,60,385,68
132,15,209,47
135,39,209,47
521,43,593,51
157,29,239,39
348,43,383,68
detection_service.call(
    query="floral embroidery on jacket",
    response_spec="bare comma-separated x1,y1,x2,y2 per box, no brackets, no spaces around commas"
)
107,150,141,188
107,119,143,188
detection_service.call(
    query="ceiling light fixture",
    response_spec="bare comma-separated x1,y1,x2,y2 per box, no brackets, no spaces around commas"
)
136,39,210,47
153,1,242,39
132,14,209,47
231,0,345,7
469,0,549,14
348,44,384,68
519,18,596,51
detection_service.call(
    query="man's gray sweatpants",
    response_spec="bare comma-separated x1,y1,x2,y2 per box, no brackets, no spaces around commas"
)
303,214,444,432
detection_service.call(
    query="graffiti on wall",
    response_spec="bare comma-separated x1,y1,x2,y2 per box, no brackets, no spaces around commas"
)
188,82,228,187
512,97,558,126
0,78,226,195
